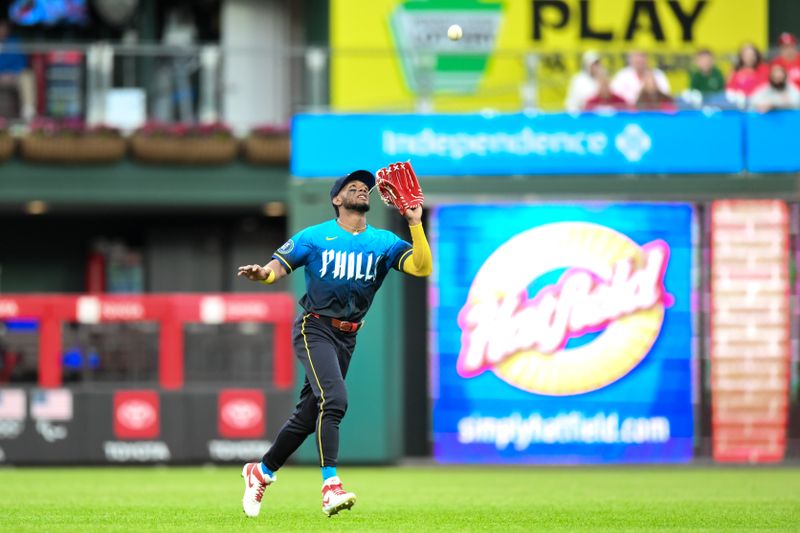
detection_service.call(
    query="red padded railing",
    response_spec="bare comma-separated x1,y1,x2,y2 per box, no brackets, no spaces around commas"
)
0,293,296,391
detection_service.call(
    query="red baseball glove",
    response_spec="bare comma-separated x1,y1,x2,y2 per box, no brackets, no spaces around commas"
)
375,161,424,216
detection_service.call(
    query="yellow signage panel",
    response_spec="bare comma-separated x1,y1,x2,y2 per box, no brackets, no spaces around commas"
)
331,0,767,111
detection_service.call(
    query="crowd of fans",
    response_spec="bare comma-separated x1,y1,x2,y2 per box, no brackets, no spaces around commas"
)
566,32,800,114
2,14,800,120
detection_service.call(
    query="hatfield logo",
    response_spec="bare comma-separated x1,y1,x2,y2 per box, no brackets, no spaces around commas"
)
113,391,160,439
218,390,265,439
457,222,671,395
390,0,503,94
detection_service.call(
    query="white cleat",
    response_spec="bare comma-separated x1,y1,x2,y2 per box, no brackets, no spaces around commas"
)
321,476,356,517
241,462,276,518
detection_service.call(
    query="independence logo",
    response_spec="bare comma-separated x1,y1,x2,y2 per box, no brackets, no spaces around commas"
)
390,0,503,94
457,222,671,396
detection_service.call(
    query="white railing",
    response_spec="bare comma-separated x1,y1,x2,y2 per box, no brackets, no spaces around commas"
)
0,42,759,130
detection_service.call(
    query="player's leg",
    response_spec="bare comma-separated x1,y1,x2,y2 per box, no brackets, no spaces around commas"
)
261,378,318,471
294,317,349,472
241,316,320,517
319,331,355,478
317,329,361,516
294,315,357,516
243,393,313,518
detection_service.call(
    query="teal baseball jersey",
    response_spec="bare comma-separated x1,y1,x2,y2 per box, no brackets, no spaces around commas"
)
273,219,412,321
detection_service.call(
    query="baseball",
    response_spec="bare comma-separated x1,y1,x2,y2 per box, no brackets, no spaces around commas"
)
447,24,463,41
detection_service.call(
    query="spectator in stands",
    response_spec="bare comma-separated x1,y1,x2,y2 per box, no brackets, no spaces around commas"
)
565,50,603,113
750,64,800,112
583,72,628,112
611,50,671,106
771,32,800,90
689,49,725,96
0,19,34,120
636,71,676,111
726,42,769,106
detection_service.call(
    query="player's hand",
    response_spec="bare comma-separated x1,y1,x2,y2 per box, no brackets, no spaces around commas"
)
404,205,423,225
376,161,424,216
237,264,269,281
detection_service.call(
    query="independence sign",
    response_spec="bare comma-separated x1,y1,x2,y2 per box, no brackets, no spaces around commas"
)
291,112,743,177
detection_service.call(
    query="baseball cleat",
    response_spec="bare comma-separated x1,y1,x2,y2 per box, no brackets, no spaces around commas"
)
321,476,356,517
241,462,276,518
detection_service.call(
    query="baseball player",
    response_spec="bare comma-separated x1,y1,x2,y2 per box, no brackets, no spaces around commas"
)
237,168,431,517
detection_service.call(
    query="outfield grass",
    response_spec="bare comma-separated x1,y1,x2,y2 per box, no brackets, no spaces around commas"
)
0,466,798,532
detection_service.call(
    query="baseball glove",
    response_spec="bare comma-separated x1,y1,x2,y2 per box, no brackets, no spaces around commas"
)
375,161,424,216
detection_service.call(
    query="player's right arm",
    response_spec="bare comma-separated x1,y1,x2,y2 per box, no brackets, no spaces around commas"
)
237,228,314,284
237,259,288,285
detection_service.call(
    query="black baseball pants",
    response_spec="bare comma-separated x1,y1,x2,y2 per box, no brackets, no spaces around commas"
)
262,312,356,470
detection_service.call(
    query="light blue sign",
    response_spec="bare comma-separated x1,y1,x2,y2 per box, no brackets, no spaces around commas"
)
291,112,744,177
745,111,800,173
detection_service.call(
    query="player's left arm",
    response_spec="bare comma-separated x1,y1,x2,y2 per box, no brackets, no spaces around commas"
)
400,206,432,277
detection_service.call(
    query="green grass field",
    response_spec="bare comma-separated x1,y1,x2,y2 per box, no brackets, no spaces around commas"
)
0,466,798,532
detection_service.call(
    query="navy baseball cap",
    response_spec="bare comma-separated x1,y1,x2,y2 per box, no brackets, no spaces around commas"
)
330,170,375,198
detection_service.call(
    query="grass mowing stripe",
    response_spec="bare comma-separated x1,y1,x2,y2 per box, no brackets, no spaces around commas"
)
0,466,797,532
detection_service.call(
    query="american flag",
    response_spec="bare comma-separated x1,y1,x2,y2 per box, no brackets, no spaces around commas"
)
0,389,25,421
31,389,73,421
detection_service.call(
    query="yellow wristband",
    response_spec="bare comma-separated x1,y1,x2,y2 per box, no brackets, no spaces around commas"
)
259,269,276,285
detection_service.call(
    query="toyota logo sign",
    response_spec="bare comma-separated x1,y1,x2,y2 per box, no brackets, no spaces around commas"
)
113,391,160,439
117,400,157,430
221,399,262,430
218,390,265,438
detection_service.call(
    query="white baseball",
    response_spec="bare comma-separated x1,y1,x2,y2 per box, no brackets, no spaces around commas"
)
447,24,463,41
